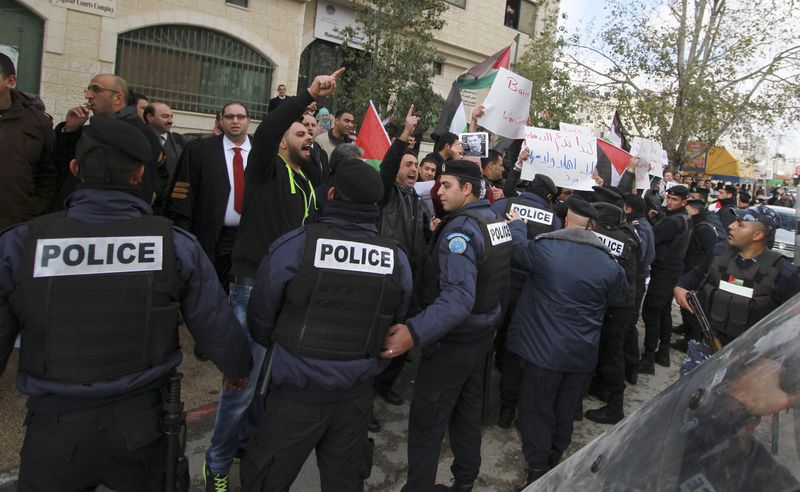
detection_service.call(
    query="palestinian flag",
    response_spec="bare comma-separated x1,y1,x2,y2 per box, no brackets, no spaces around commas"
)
432,46,512,139
605,110,630,151
355,100,391,170
597,139,632,187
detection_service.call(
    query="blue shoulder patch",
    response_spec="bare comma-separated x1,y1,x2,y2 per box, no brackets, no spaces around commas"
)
446,232,470,255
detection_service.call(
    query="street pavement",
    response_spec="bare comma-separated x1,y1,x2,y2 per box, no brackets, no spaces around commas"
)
0,312,683,491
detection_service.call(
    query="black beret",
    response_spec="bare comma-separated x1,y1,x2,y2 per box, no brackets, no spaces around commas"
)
666,185,689,199
334,158,384,204
532,174,558,197
440,159,482,182
77,116,151,163
695,187,711,197
686,199,707,210
569,196,599,221
592,185,625,207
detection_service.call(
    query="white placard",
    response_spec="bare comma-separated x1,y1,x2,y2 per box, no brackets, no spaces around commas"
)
559,122,594,139
34,236,163,277
477,67,532,139
314,238,394,275
521,126,597,191
52,0,117,17
630,137,665,188
314,1,367,50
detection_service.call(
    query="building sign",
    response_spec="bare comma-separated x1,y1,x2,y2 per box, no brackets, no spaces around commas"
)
52,0,117,18
314,1,367,50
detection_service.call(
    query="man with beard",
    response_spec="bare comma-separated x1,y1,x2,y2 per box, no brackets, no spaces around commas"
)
371,107,430,418
299,112,330,187
203,69,342,491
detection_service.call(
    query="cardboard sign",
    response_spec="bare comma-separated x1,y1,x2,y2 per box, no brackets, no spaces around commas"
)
559,122,594,139
521,126,597,191
630,137,665,188
477,67,532,139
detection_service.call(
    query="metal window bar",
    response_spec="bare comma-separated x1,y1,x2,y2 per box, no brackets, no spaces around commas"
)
116,25,273,119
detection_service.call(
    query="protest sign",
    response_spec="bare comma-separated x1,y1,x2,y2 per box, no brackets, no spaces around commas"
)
460,132,489,157
559,122,594,139
477,67,532,139
521,126,597,191
630,137,665,188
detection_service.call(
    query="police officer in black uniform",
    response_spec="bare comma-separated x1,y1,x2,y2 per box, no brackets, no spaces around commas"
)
585,186,641,424
0,116,252,492
638,185,692,374
240,158,413,491
491,173,561,429
382,160,512,491
674,205,800,346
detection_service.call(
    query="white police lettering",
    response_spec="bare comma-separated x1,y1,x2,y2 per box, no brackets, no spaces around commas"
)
33,236,163,278
314,239,394,275
510,204,554,225
486,222,512,246
593,232,624,257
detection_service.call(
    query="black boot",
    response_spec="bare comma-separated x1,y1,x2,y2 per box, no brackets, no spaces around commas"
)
585,404,624,425
498,406,515,429
637,352,655,375
520,466,549,490
548,451,563,469
625,365,638,385
655,347,671,367
434,481,473,491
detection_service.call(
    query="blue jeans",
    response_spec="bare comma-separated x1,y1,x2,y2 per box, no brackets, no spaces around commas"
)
205,281,267,475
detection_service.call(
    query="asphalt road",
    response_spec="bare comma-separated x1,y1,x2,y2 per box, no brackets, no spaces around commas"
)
1,313,683,491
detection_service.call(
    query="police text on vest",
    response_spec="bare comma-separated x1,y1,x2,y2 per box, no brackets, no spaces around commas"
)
314,239,394,275
593,232,625,257
487,222,513,246
510,204,554,225
33,236,164,277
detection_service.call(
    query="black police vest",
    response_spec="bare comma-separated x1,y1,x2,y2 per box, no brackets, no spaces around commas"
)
11,212,181,384
594,216,640,308
504,196,556,238
420,207,513,314
271,224,404,361
686,218,726,270
654,211,692,268
699,245,783,341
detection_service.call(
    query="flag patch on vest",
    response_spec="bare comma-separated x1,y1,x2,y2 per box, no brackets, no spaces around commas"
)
487,222,512,246
314,239,394,274
594,232,625,257
33,236,164,277
509,204,554,225
719,278,754,298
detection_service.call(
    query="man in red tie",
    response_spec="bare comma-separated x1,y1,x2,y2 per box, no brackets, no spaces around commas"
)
164,102,251,290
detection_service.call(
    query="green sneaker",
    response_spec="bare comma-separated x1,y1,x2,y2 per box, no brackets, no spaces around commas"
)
203,461,229,492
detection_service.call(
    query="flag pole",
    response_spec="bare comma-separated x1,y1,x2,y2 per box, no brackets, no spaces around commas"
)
512,34,520,71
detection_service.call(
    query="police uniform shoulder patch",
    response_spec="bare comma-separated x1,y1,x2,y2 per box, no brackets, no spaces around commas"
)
446,232,470,254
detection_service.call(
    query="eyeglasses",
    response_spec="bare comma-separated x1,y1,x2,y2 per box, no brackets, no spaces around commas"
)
85,85,120,95
222,114,249,121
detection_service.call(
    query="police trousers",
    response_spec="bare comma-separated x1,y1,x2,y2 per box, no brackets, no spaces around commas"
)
642,270,682,354
596,306,635,411
623,278,647,368
240,390,374,492
497,292,524,410
17,389,183,492
403,336,492,491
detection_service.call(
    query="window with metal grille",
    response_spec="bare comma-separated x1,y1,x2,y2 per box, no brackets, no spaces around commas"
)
116,25,274,119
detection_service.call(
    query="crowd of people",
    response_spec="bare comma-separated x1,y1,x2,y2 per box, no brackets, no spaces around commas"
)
1,50,800,492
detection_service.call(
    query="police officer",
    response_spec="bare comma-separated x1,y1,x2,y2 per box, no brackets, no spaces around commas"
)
674,205,800,346
621,194,655,385
382,160,512,491
491,172,561,429
506,197,628,486
638,185,692,374
240,158,413,491
585,186,641,424
0,116,252,492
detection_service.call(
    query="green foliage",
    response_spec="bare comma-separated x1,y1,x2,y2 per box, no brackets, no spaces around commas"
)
338,0,447,138
566,0,800,167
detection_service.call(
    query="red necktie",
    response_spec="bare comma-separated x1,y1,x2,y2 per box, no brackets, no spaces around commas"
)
232,147,244,214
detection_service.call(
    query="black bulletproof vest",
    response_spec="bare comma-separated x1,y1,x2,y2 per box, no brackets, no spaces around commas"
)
594,204,640,308
686,218,726,271
419,207,513,314
654,211,692,269
271,224,404,361
504,196,556,238
699,245,783,342
11,212,181,383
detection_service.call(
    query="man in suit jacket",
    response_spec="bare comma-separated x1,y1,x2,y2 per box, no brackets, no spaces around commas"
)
144,102,186,200
165,102,251,288
268,84,287,112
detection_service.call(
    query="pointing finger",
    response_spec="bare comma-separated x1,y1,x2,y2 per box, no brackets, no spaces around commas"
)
330,67,346,79
407,105,414,118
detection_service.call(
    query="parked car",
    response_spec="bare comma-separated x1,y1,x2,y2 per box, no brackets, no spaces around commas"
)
766,205,796,259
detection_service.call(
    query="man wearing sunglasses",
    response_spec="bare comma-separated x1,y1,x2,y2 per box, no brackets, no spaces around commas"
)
51,74,163,212
675,205,800,346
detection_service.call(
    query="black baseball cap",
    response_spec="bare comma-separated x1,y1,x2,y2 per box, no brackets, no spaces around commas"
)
732,205,781,231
